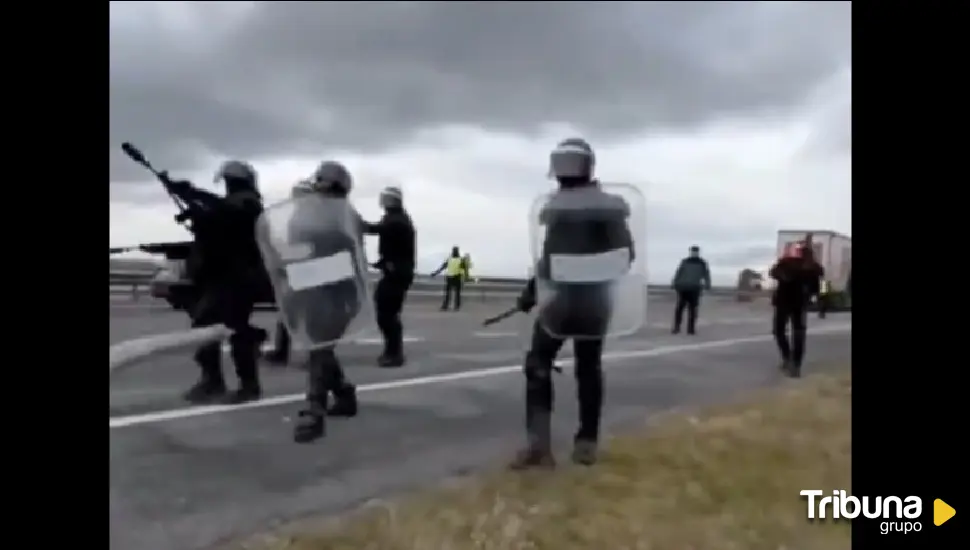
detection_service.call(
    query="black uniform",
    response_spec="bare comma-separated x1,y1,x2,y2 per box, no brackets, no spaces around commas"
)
170,182,266,405
515,185,634,466
770,255,823,377
282,199,366,442
365,207,416,367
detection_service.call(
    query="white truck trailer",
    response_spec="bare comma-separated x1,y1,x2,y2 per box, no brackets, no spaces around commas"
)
776,229,852,311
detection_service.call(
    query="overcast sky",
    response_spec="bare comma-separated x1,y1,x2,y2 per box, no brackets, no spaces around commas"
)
109,1,851,285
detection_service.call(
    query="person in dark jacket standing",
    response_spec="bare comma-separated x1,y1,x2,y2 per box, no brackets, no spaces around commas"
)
431,246,465,311
671,245,711,335
770,240,824,378
166,160,267,405
364,186,416,368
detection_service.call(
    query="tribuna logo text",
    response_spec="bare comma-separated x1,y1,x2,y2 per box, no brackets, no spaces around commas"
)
800,490,923,534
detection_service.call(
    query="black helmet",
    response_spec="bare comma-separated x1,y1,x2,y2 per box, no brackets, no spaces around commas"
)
214,160,259,195
379,186,403,209
549,137,595,186
309,160,353,197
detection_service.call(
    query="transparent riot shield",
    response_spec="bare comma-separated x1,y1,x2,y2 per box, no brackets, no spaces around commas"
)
528,182,647,340
256,193,373,351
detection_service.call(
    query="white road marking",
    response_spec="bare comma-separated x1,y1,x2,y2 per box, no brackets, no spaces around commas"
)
474,318,769,340
110,324,850,429
472,331,520,338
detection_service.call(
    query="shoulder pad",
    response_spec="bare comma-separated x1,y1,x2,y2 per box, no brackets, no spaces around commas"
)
226,191,263,211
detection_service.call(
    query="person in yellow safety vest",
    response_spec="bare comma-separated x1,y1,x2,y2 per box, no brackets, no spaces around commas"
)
460,253,473,282
817,278,830,319
431,246,465,311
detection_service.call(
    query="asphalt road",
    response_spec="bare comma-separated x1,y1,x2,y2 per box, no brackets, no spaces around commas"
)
109,296,852,550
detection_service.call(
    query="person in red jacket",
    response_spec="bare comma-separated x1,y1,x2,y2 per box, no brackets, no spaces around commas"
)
769,238,824,378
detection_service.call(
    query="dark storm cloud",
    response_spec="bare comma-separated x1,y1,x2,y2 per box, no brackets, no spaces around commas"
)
110,1,851,181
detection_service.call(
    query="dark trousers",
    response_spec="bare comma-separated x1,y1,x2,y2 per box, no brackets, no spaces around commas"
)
773,302,807,366
304,346,353,413
673,289,701,332
817,294,828,318
272,319,290,358
190,284,259,389
375,272,414,357
441,275,463,310
524,321,605,447
294,281,362,411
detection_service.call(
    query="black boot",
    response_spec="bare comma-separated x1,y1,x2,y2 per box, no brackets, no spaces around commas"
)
185,343,227,404
571,439,599,466
183,377,227,405
224,384,262,404
778,358,794,376
508,445,556,470
377,354,406,368
293,409,326,443
226,332,262,404
327,385,358,417
509,408,555,470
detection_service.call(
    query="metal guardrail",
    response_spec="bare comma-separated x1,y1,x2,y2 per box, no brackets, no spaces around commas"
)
110,271,744,305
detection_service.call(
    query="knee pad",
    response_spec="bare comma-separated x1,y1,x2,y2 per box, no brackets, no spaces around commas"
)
524,352,553,381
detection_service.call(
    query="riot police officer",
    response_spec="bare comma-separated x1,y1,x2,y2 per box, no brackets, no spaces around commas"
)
166,160,267,405
277,164,364,443
364,186,416,368
510,137,639,469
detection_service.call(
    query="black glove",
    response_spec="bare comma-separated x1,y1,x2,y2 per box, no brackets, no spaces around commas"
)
516,291,536,313
167,179,193,193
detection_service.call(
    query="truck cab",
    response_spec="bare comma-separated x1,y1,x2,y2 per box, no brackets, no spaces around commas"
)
141,241,276,311
141,241,199,310
775,229,852,312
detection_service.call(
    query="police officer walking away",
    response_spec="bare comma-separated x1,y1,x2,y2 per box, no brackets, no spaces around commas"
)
769,238,824,378
510,137,640,469
671,245,712,335
431,246,465,311
166,160,267,405
364,186,416,368
280,163,363,443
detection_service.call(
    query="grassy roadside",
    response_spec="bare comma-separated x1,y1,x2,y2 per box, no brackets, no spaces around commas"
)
243,368,851,550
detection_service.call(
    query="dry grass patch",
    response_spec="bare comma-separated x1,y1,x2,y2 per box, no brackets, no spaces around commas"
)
247,369,851,550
